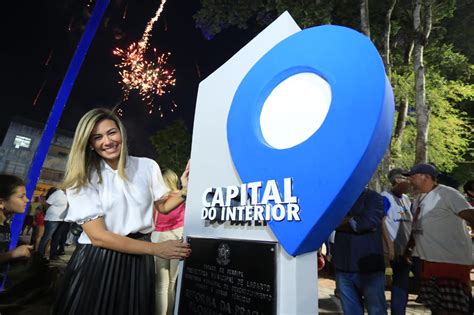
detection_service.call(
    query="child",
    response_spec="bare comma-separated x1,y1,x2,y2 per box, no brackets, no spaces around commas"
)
0,174,33,283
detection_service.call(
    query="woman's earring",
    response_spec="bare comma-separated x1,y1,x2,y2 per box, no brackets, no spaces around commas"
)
90,146,94,151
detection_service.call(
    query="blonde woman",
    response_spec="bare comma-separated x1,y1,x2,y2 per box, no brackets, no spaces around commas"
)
152,168,187,315
52,108,190,315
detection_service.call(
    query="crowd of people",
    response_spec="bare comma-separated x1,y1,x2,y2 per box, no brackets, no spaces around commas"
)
0,107,473,314
329,164,474,315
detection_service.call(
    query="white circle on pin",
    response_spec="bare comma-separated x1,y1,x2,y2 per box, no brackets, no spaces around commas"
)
260,72,332,149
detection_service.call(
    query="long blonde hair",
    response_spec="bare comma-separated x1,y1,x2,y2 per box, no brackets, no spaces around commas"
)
163,169,180,192
62,108,128,190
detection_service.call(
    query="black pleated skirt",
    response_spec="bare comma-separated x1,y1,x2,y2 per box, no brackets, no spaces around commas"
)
52,234,155,315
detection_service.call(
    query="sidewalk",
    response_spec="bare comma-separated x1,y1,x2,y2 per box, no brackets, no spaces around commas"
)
318,276,431,314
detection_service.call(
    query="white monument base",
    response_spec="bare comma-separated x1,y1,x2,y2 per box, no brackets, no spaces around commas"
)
175,12,318,315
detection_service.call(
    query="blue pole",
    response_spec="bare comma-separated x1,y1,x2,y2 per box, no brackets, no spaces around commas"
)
3,0,109,289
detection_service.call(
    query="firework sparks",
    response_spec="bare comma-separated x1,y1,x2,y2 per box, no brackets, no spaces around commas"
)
122,2,128,20
195,62,201,78
138,0,167,52
114,0,175,116
33,78,48,106
113,46,176,108
170,100,178,113
68,17,74,31
45,49,54,66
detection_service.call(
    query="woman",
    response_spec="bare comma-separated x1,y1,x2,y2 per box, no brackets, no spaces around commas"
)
53,108,190,315
152,168,187,315
0,175,33,282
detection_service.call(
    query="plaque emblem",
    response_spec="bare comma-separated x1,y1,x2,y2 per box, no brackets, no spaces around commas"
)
216,243,231,266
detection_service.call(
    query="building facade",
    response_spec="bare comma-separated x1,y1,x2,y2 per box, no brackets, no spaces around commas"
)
0,117,73,196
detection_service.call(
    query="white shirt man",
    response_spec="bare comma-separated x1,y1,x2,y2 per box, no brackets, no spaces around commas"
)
404,163,474,313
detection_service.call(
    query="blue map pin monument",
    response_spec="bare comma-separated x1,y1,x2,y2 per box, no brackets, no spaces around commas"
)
179,12,394,314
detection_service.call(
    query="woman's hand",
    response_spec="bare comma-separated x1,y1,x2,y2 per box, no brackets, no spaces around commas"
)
11,245,33,259
153,240,191,259
180,160,190,189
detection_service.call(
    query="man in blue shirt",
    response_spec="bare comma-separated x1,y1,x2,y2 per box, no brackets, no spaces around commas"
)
332,188,387,315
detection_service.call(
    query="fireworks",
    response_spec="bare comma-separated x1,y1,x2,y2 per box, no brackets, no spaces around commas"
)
113,45,176,107
122,2,128,20
114,0,176,116
33,78,48,106
45,49,54,66
116,108,124,117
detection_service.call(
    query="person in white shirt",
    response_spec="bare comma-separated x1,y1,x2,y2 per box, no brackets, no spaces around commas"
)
381,168,412,315
37,187,68,259
52,108,190,315
404,163,474,314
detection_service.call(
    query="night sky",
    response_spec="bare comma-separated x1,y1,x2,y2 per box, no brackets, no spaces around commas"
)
0,0,255,157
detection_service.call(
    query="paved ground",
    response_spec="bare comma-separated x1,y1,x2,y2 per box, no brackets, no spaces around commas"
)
318,276,431,314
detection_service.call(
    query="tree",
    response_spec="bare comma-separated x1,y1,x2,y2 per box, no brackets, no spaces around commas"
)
412,0,457,163
392,70,473,172
359,0,371,37
382,0,397,76
149,120,191,175
444,0,474,62
194,0,335,39
391,70,413,157
412,0,433,164
193,0,473,186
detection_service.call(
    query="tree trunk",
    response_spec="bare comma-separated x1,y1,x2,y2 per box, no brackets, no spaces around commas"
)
404,41,414,64
413,0,433,164
360,0,371,37
382,0,397,77
373,0,397,190
391,40,414,155
392,97,409,148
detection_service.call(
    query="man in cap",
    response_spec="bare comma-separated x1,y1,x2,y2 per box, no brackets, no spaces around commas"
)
381,169,412,315
403,163,474,314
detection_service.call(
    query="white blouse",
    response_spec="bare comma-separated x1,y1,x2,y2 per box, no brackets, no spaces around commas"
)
65,156,169,244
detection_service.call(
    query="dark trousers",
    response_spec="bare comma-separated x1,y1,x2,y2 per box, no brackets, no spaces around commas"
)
336,271,387,315
38,221,60,257
51,222,70,256
38,221,69,258
390,257,411,315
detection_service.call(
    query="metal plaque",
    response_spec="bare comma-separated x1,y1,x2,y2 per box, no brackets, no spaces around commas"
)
178,237,277,315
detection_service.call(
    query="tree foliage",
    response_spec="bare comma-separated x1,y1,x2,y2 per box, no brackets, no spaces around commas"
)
394,72,473,171
149,120,192,175
193,0,474,183
194,0,335,39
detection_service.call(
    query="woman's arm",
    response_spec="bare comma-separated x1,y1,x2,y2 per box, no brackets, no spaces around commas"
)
82,217,190,259
155,190,186,214
155,167,189,214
